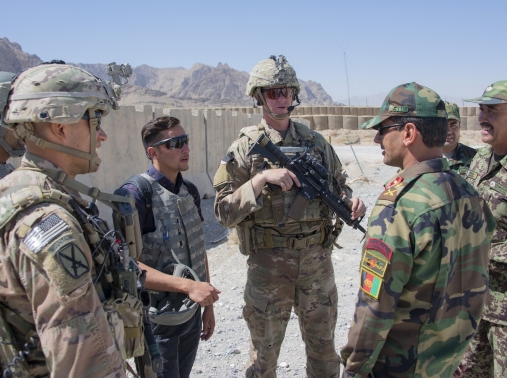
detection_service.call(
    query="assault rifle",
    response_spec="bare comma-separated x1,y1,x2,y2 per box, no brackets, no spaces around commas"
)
247,134,366,234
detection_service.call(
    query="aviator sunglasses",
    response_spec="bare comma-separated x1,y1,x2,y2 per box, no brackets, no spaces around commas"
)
151,134,190,149
261,87,294,100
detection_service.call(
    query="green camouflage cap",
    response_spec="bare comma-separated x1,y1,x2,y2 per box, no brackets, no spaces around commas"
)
361,82,447,130
445,101,460,122
465,80,507,105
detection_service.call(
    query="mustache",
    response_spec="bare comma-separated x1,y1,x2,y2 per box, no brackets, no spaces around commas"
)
481,122,494,128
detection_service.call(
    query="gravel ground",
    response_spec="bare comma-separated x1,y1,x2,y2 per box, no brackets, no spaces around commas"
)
190,145,398,377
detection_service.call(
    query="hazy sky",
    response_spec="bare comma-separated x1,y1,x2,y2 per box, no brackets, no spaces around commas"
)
3,0,505,105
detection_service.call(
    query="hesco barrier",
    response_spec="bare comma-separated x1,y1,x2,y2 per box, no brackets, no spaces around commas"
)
10,105,480,216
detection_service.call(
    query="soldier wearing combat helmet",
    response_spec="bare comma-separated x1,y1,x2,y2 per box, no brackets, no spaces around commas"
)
0,62,137,377
340,82,494,377
214,55,366,378
0,71,25,178
458,80,507,377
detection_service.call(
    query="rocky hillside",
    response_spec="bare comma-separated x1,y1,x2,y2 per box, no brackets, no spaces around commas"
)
0,37,339,107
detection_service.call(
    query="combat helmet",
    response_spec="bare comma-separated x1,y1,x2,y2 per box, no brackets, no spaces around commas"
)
0,71,24,157
149,261,200,326
2,61,130,173
246,55,301,120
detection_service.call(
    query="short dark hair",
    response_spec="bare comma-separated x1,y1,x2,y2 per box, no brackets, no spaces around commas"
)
389,116,447,148
141,116,180,151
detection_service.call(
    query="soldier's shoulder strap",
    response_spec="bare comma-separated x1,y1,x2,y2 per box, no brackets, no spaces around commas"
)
122,174,154,210
0,186,71,231
238,124,263,141
292,121,315,141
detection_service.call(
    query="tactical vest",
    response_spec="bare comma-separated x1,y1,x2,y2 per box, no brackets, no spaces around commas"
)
234,122,337,254
0,171,145,377
0,163,14,179
139,174,206,282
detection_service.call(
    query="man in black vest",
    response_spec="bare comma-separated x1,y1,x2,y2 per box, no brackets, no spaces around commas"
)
121,116,219,378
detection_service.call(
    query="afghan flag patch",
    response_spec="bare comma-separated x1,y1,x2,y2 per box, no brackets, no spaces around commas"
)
360,268,382,300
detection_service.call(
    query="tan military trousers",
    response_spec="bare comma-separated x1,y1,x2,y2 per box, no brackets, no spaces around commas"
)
243,244,339,378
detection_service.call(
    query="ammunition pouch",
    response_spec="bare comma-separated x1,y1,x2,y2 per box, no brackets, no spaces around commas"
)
0,304,34,378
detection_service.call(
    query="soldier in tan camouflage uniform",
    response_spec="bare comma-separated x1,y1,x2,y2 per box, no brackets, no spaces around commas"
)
341,83,494,378
214,55,366,378
0,63,129,377
0,71,24,178
442,101,476,177
458,80,507,378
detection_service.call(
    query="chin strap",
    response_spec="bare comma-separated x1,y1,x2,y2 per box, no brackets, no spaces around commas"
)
12,108,102,173
254,88,298,121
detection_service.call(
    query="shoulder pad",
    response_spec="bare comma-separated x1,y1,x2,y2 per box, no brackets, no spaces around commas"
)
238,125,261,141
0,186,71,230
293,121,314,140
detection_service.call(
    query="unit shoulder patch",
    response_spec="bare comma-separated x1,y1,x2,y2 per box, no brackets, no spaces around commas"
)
361,250,389,278
360,268,382,300
56,243,90,279
23,214,70,253
365,238,393,261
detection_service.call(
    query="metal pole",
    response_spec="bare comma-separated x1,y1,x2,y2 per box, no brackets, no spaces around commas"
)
344,52,351,107
346,136,364,175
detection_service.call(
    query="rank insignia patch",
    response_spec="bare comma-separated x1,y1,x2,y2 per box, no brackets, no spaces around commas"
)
362,250,388,277
56,243,90,279
365,238,393,261
360,268,382,300
23,214,70,253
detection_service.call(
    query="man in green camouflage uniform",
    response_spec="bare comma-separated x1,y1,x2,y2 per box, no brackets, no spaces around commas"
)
442,101,476,177
340,82,495,378
214,55,366,378
0,71,25,178
458,80,507,378
0,63,130,377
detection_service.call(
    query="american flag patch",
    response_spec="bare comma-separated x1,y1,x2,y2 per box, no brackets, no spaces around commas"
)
23,214,70,253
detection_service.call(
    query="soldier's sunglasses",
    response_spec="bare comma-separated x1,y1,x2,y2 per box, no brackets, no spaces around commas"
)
261,87,294,100
377,124,404,136
151,134,190,149
81,111,102,131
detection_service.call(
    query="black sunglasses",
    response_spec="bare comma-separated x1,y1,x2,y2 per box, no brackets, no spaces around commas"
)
377,123,404,136
261,87,294,100
81,110,102,131
151,134,190,149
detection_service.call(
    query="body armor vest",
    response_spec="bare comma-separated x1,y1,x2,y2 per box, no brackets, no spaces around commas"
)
139,174,206,282
0,170,145,377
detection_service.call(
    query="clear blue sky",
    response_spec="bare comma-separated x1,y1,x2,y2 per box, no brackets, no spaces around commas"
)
2,0,505,105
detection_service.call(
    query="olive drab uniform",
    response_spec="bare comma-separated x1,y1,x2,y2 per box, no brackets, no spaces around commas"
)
446,143,477,177
0,153,144,378
460,145,507,377
214,119,351,378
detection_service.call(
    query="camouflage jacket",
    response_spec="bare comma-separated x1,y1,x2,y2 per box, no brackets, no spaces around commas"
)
466,145,507,325
0,153,126,378
213,119,351,237
341,158,494,378
447,143,477,177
